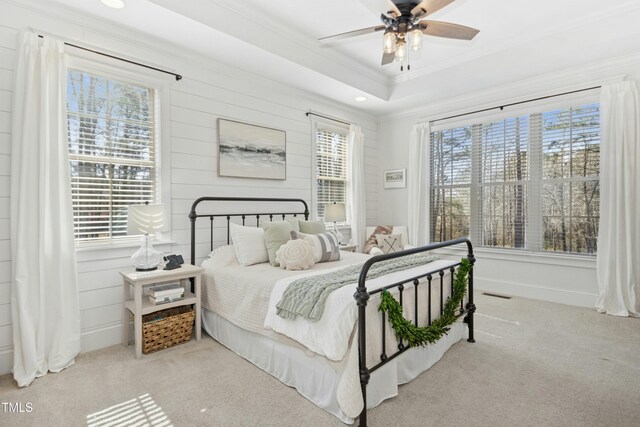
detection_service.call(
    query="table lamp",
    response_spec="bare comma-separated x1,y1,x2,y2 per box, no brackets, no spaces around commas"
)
325,202,346,244
127,203,167,271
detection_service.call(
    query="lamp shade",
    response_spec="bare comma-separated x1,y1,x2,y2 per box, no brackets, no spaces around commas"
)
127,203,167,235
325,202,346,223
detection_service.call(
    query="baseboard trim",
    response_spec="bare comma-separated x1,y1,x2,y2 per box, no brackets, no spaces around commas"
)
0,348,12,377
0,324,129,377
476,277,598,308
80,323,124,353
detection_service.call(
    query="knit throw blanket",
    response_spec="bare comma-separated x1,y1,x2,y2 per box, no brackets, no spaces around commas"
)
276,253,439,321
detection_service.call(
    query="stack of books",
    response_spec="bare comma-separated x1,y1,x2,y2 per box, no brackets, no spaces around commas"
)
146,283,185,305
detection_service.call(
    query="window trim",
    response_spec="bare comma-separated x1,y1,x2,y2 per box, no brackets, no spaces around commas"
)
66,55,172,250
311,118,350,225
428,91,600,256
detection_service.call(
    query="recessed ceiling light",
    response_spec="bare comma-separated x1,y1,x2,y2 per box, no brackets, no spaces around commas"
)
100,0,125,9
355,96,367,102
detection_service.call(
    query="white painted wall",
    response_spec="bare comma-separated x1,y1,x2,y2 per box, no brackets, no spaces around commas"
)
377,54,640,310
0,2,378,375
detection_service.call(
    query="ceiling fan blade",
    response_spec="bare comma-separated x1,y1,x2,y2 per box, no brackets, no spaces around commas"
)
419,20,479,40
411,0,456,18
319,25,386,42
381,52,395,65
388,0,402,18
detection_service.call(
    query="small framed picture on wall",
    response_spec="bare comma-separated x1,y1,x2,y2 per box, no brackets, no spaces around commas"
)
384,168,406,189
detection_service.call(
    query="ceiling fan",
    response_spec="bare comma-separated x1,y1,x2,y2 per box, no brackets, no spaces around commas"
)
319,0,479,71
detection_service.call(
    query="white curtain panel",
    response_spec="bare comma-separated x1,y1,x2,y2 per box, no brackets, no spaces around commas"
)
407,123,431,246
595,81,640,317
10,33,81,386
347,125,366,251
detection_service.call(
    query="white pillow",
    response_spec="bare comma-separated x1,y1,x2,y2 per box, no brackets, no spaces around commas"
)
376,233,403,254
229,223,268,266
275,239,315,270
369,247,384,256
207,245,239,267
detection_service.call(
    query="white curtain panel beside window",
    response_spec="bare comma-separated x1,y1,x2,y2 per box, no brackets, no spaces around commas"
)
596,81,640,317
408,123,431,246
10,33,81,386
347,125,366,251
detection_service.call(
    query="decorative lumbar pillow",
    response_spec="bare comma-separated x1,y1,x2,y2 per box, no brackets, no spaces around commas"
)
229,223,268,266
275,239,315,271
298,220,327,235
377,233,403,254
364,225,392,254
262,220,294,266
291,230,340,263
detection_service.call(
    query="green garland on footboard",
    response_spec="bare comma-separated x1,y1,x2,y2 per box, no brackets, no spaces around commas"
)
378,258,472,348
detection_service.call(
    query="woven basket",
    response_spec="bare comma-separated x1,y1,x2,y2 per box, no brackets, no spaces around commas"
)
141,306,195,354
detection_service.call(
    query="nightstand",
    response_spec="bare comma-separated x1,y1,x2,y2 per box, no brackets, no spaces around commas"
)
121,264,202,359
339,244,357,252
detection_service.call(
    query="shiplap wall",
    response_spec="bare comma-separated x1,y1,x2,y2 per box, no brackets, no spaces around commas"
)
0,1,378,376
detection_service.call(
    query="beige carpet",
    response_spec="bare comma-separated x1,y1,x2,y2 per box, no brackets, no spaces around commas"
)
1,294,639,427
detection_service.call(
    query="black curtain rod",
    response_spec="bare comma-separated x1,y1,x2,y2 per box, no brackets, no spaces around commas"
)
430,85,601,124
305,112,350,126
38,35,182,81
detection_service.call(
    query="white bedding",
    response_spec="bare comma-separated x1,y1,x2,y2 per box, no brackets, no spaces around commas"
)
264,258,460,362
200,245,466,421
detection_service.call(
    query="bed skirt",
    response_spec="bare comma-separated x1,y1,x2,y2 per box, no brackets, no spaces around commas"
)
202,309,466,424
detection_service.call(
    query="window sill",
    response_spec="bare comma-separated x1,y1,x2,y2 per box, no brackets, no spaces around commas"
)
433,245,596,269
75,240,174,263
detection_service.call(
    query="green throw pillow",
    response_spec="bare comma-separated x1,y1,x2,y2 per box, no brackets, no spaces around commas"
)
262,221,294,266
299,220,327,234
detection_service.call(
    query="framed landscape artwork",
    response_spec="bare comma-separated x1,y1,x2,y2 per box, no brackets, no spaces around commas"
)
384,168,406,189
217,118,286,180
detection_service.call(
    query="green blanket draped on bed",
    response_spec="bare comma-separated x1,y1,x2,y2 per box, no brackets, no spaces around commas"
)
276,253,438,321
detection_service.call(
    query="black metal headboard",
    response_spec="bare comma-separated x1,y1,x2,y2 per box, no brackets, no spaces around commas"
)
188,197,310,265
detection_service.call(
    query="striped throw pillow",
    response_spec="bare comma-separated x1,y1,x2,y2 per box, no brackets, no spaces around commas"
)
291,231,340,263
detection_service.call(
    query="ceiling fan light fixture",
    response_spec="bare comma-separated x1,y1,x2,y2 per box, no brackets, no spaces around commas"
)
383,31,396,54
395,40,407,62
410,28,423,51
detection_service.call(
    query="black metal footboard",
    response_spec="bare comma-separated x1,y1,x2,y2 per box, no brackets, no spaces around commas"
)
354,237,475,427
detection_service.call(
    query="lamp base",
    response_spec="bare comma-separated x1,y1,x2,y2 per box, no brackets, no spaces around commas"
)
135,266,158,272
332,222,343,245
131,234,163,271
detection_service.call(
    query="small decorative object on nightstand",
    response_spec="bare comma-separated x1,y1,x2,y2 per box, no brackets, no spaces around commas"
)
121,264,202,359
339,243,357,252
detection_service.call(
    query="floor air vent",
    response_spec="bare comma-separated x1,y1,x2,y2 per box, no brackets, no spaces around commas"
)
482,292,512,299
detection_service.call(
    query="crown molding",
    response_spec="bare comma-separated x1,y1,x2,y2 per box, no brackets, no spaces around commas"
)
379,51,640,122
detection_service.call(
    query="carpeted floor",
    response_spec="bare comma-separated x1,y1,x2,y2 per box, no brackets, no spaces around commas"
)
1,294,639,427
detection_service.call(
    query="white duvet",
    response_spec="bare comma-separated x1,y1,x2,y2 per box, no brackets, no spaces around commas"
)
264,258,458,362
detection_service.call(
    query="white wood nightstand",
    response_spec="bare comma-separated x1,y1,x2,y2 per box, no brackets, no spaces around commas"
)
120,264,202,359
339,244,357,252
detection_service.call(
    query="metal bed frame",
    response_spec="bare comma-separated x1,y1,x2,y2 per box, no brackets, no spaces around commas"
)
189,197,476,427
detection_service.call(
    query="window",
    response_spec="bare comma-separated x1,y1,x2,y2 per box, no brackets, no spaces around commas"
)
430,103,600,255
315,127,348,221
66,69,158,244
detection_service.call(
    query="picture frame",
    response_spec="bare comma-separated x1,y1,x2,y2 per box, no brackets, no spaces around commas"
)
217,118,286,180
384,168,406,189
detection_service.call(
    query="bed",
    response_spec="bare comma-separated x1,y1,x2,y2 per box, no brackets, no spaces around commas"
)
189,197,476,426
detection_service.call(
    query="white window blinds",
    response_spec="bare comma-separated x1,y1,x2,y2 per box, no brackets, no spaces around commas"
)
316,128,347,221
66,69,158,244
430,102,600,255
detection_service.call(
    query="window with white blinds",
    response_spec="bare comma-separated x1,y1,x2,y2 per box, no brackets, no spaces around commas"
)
66,69,158,244
315,128,348,221
430,102,600,255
